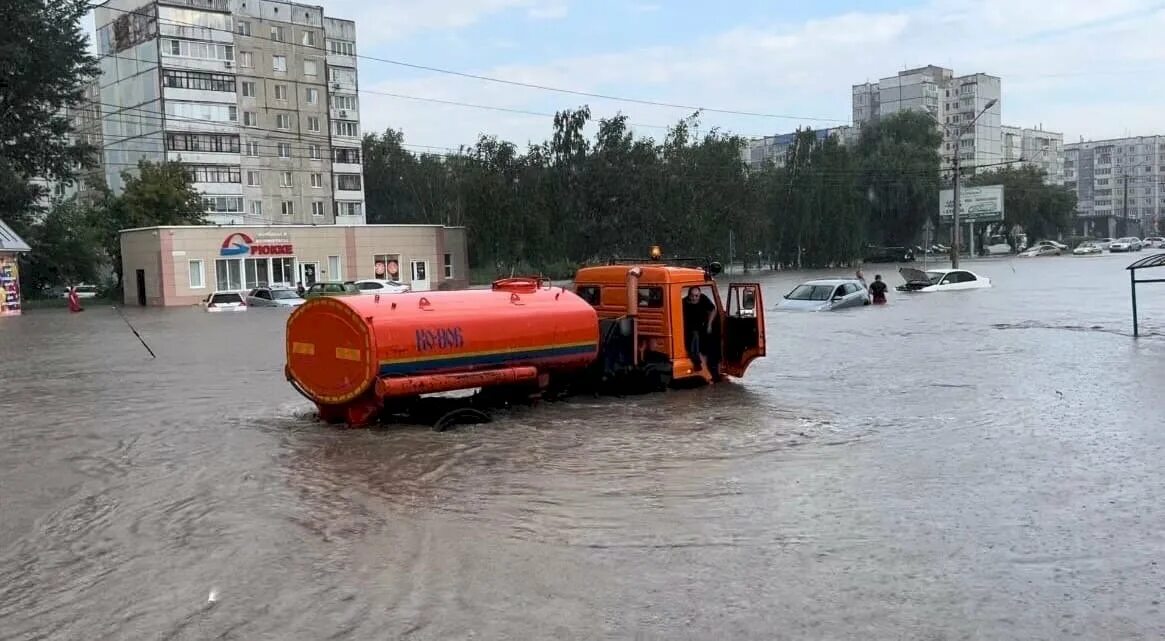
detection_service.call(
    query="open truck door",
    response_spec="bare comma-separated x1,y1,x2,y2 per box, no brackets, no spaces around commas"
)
722,283,765,377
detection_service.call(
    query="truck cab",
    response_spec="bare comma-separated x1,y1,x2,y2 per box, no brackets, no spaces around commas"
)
573,255,765,388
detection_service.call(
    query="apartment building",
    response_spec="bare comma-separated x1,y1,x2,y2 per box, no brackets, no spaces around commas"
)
742,126,856,169
852,66,1002,175
32,81,106,210
93,0,366,226
1064,136,1165,238
1002,125,1064,185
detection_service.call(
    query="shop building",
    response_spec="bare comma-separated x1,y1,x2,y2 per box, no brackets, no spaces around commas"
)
0,220,31,316
119,224,467,306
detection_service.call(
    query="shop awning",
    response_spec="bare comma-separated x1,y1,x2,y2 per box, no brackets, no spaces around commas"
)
0,219,31,252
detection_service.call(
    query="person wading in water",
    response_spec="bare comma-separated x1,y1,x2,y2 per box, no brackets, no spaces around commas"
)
870,274,888,304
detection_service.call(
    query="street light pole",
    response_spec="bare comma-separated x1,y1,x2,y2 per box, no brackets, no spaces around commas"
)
945,98,997,269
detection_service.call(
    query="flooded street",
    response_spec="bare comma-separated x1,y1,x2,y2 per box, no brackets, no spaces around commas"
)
2,253,1164,640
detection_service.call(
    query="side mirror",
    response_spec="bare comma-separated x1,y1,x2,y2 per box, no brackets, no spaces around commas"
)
705,261,723,276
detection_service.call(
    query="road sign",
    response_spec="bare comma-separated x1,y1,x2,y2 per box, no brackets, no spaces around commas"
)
939,185,1004,223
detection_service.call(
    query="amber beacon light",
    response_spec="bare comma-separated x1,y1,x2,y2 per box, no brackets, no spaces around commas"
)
649,245,662,260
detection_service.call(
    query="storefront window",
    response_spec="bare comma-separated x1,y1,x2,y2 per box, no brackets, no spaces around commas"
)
244,258,269,288
240,257,295,288
215,259,243,291
271,257,295,286
373,254,400,280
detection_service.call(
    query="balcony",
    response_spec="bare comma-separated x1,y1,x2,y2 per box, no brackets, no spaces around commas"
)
158,0,230,11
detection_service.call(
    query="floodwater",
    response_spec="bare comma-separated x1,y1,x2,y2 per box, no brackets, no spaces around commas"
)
1,253,1164,640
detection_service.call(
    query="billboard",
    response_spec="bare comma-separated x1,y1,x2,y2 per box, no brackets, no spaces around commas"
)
939,185,1004,222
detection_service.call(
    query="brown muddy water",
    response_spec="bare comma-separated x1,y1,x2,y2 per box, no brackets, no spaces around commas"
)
1,253,1164,640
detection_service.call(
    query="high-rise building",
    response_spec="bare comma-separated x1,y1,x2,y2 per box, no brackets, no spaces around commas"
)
852,66,1002,175
741,126,856,169
1064,136,1165,238
93,0,365,226
1002,125,1064,185
32,81,106,210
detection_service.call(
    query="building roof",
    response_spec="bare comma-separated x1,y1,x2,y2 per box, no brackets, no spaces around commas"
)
0,219,31,252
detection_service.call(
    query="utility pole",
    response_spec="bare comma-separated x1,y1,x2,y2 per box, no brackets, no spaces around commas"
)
1122,172,1130,237
952,152,961,268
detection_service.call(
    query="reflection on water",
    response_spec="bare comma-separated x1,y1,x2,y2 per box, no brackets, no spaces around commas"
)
1,254,1164,640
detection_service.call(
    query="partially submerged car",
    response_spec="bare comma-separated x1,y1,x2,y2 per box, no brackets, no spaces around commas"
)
303,281,360,298
1072,242,1103,255
896,267,992,292
1035,240,1068,251
203,291,247,312
1109,237,1143,253
777,279,870,311
1142,236,1165,249
246,286,304,307
1019,244,1061,257
350,278,411,295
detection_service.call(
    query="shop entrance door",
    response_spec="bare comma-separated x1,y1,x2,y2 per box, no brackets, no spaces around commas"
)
135,269,146,306
410,260,431,292
299,262,319,287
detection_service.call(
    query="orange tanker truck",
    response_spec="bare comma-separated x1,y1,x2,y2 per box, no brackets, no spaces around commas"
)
285,249,765,427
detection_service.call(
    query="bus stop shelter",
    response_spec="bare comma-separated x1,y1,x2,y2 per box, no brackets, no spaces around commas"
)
1127,252,1165,337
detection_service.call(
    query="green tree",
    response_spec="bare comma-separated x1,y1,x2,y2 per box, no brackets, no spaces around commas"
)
966,166,1076,241
18,199,104,295
0,0,97,231
855,111,942,245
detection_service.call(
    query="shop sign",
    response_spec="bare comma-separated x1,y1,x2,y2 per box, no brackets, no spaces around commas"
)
220,232,294,257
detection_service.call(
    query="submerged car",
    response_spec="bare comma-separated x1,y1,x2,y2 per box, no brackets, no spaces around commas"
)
1094,238,1115,250
1109,237,1143,252
896,267,992,292
1019,245,1061,257
246,287,304,307
1072,243,1103,255
203,291,247,312
303,281,360,298
777,279,870,311
1035,240,1068,251
62,284,99,299
1142,236,1165,249
350,278,411,295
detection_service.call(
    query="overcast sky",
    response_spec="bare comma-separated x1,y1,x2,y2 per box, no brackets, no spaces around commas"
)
91,0,1165,151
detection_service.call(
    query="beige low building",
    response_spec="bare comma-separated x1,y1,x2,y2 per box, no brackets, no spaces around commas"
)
120,224,468,306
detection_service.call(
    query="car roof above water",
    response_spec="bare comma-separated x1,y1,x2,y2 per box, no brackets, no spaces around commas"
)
800,278,862,286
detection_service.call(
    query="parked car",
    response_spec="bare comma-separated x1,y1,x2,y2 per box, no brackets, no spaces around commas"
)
1019,245,1061,257
246,287,304,307
349,278,411,295
303,281,361,298
896,267,992,292
1094,238,1115,250
1035,240,1068,250
776,279,870,311
982,241,1013,255
864,245,914,263
1072,242,1103,255
203,291,247,312
1109,237,1143,252
1142,236,1165,249
62,284,99,299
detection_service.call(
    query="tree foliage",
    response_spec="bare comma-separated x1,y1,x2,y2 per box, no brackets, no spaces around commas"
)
966,165,1076,241
18,199,104,294
0,0,97,230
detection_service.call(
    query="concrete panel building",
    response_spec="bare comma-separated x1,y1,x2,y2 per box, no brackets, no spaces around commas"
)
852,66,1002,176
1002,125,1064,185
742,126,856,169
1064,136,1165,238
119,224,469,306
94,0,366,226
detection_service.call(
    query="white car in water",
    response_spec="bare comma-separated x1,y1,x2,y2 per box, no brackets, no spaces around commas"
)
1109,237,1143,252
1019,245,1061,257
350,279,411,295
776,279,870,311
896,268,992,292
1142,236,1165,249
1073,242,1104,255
1035,240,1068,251
203,291,247,312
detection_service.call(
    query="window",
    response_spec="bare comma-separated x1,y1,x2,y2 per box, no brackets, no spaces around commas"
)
336,174,362,191
243,111,257,127
308,144,321,160
165,101,237,123
278,143,291,158
186,165,241,183
239,51,253,68
334,147,361,164
328,40,355,56
236,21,251,36
636,287,663,308
164,39,234,61
165,133,240,153
411,261,427,281
246,170,260,186
305,88,319,104
332,95,358,111
576,285,599,305
280,171,293,187
281,201,294,216
270,26,285,42
327,255,341,281
274,84,287,100
250,200,262,216
188,260,205,289
307,116,320,132
215,259,243,291
443,253,453,279
241,81,256,97
163,70,235,92
304,60,318,76
275,113,291,129
302,30,317,46
310,173,323,188
203,196,243,213
331,120,359,137
312,201,325,217
272,55,287,72
328,67,356,85
336,201,363,217
245,141,260,156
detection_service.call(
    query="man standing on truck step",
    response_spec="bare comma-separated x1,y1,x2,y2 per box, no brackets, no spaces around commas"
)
683,286,718,379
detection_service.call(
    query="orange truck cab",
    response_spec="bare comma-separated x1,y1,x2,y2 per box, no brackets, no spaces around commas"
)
572,253,765,389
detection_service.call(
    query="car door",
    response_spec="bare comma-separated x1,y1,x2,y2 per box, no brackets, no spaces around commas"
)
722,283,765,377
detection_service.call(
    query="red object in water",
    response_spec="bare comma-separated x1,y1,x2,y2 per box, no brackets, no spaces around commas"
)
67,287,83,313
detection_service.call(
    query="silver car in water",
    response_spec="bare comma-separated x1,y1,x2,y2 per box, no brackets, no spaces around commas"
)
776,279,869,311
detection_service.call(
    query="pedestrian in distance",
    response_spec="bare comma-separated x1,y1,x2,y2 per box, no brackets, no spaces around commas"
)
855,269,870,302
296,281,306,297
870,274,888,305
